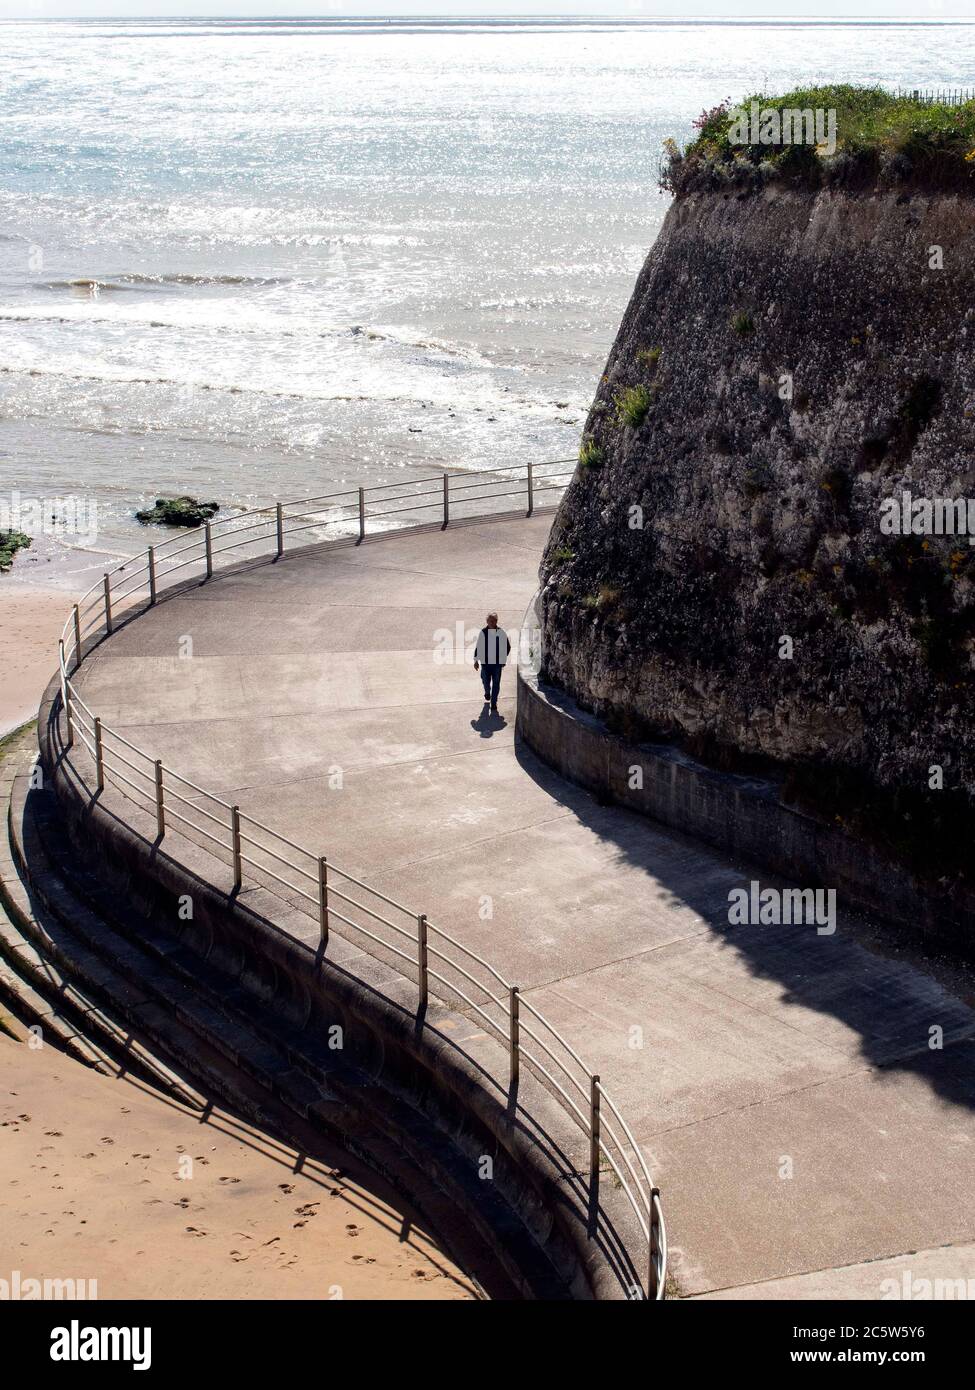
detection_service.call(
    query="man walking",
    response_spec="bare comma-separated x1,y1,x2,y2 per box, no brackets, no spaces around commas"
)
473,612,510,712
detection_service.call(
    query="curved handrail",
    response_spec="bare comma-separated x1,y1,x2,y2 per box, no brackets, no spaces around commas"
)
53,456,666,1300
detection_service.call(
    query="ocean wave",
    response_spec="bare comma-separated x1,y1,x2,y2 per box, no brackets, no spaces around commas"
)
0,361,495,408
37,272,287,293
0,192,429,252
40,279,132,294
0,310,492,369
114,271,290,287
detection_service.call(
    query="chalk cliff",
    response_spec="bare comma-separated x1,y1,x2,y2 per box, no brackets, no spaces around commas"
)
539,179,975,878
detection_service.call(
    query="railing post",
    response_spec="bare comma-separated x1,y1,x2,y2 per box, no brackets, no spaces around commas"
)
59,640,74,749
442,473,449,528
509,985,520,1090
276,502,284,558
527,460,534,517
358,487,366,543
94,717,104,793
648,1187,662,1300
103,573,113,634
205,522,213,579
318,855,329,948
154,759,165,839
231,805,242,890
589,1074,601,1203
148,545,157,605
73,604,83,668
417,912,428,1011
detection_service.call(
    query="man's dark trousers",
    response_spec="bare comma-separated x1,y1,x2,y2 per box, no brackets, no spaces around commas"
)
480,664,502,706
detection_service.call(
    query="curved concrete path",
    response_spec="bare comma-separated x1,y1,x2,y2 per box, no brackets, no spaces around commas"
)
72,514,975,1298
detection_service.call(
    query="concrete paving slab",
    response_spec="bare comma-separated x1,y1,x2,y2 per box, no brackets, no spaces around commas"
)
652,1042,975,1294
698,1238,975,1299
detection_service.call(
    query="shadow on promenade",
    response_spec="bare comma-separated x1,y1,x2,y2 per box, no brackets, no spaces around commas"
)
513,734,975,1119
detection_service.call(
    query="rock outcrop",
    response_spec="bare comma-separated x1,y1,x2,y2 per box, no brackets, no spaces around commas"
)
136,496,220,527
540,179,975,880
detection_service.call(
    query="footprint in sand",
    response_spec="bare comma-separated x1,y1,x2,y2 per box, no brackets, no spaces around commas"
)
345,1224,359,1238
185,1226,207,1237
278,1183,294,1194
219,1176,240,1185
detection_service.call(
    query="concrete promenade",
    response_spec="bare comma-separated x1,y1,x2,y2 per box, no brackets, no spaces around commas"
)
71,513,975,1297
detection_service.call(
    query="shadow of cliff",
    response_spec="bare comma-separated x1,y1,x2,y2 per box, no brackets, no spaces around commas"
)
513,735,975,1117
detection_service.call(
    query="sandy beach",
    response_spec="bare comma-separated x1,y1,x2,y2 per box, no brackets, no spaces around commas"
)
0,586,80,738
0,524,134,736
0,1034,477,1300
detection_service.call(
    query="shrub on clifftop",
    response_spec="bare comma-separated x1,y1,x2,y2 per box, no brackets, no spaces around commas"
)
661,85,975,194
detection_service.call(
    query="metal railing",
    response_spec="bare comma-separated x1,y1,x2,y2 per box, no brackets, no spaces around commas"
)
54,458,666,1299
894,87,975,106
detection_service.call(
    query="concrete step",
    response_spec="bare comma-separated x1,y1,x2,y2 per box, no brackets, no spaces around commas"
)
13,765,343,1120
0,926,117,1073
19,751,346,1095
0,731,207,1102
3,744,327,1131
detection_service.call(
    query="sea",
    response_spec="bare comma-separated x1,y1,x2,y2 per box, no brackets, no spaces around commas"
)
0,15,972,578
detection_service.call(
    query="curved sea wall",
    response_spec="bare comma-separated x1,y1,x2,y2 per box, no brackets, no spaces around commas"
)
37,660,641,1302
538,177,975,920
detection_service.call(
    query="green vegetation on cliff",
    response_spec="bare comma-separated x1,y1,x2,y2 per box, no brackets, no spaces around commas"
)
661,85,975,194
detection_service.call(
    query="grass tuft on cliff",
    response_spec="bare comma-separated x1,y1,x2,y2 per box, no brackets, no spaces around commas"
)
661,85,975,195
614,384,653,428
578,437,604,470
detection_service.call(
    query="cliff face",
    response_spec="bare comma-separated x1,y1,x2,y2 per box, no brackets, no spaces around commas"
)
540,184,975,873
